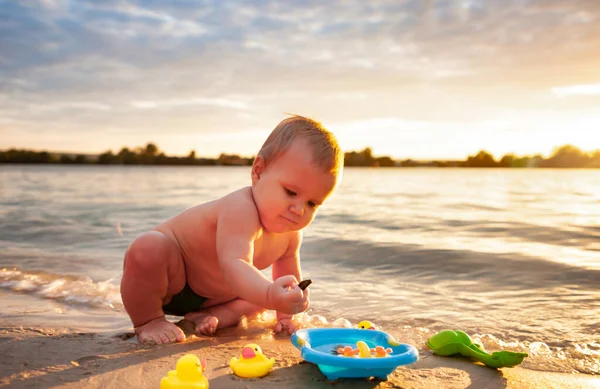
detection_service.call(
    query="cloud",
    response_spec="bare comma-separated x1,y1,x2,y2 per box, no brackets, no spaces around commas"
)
130,97,247,110
86,2,209,38
1,0,599,155
552,83,600,97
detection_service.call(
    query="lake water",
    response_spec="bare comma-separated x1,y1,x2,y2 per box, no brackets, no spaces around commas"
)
1,165,599,375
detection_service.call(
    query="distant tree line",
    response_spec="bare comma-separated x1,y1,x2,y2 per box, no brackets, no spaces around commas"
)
0,143,253,166
343,145,600,168
1,143,599,168
461,145,600,168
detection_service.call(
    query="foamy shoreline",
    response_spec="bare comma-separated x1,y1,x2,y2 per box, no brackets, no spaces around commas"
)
1,323,598,389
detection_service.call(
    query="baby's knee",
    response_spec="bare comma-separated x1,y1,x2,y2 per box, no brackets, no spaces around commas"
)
124,231,173,274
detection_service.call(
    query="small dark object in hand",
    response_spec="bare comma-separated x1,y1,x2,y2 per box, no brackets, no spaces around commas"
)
298,279,312,290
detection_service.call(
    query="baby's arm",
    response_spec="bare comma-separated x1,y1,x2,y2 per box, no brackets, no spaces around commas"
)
272,231,309,333
272,231,303,291
216,201,305,314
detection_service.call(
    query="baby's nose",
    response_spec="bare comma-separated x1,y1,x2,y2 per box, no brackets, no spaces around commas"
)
290,202,304,216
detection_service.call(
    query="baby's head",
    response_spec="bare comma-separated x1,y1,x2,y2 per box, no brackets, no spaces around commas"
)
251,115,343,233
256,115,344,177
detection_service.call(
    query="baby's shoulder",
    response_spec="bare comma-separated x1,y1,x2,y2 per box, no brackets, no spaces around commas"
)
216,187,261,228
219,186,257,211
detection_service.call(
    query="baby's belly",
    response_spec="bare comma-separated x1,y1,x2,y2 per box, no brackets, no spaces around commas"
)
184,256,235,299
166,227,227,298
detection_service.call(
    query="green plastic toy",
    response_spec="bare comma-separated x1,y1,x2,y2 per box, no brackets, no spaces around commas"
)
426,330,528,369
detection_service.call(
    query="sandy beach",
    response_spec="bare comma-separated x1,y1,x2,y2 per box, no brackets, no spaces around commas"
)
1,321,598,389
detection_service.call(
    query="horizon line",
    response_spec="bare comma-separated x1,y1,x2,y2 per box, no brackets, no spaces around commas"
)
3,144,591,162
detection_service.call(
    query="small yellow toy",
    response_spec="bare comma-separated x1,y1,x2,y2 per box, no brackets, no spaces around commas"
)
229,343,275,378
337,342,392,358
355,341,372,358
160,354,208,389
357,320,377,330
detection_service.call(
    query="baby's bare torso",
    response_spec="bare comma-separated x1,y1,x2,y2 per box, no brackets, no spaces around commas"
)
155,187,291,301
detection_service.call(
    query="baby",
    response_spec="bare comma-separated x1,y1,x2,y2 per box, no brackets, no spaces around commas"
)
120,115,344,344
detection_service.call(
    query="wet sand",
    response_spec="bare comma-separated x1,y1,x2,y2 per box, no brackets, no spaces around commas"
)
1,323,598,389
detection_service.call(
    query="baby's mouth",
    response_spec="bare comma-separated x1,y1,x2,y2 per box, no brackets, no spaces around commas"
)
281,215,297,224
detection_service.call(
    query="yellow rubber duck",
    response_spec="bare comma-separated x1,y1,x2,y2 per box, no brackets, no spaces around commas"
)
160,354,208,389
357,320,376,330
229,343,275,378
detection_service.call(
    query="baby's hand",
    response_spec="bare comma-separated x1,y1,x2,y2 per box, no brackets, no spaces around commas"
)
268,275,309,315
274,317,297,335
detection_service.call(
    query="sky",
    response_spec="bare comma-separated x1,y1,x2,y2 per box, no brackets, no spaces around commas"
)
1,0,599,160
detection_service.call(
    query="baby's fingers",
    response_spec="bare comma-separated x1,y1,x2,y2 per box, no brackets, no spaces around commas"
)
298,296,309,313
282,286,303,302
274,275,299,289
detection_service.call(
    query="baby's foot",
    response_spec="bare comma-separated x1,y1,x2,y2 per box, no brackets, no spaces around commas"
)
274,318,298,335
185,312,219,336
135,317,185,344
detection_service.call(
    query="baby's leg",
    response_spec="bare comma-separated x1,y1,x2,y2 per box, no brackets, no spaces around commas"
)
120,231,186,344
185,299,264,336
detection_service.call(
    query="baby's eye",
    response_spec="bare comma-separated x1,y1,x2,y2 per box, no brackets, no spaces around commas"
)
284,188,296,196
308,201,317,208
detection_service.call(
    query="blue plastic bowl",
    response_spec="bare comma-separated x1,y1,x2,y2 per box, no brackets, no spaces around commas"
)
290,328,418,380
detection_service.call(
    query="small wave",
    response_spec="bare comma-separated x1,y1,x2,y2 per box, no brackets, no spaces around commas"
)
322,213,420,232
0,267,122,311
450,202,505,212
301,237,600,289
472,333,600,375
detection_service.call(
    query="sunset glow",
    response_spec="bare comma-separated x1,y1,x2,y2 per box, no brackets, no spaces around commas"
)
1,0,599,159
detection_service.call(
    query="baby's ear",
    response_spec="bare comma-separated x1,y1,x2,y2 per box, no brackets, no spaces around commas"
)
251,156,265,183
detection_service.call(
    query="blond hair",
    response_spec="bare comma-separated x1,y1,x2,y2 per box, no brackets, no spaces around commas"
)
257,115,343,174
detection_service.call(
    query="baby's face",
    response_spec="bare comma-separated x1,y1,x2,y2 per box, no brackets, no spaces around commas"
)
252,140,339,233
